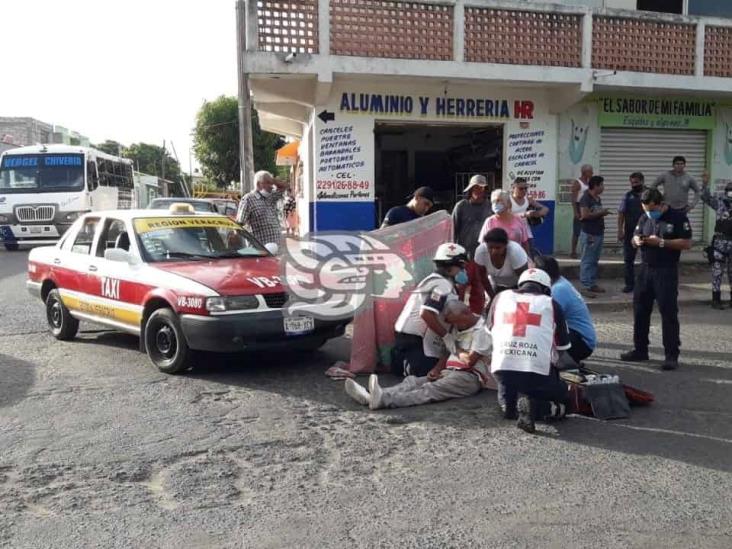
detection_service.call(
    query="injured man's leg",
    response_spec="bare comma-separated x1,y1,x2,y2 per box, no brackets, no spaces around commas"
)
345,371,481,410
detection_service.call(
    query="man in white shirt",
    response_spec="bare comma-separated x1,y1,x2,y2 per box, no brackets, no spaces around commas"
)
570,164,593,259
474,228,529,298
345,301,495,409
391,243,468,377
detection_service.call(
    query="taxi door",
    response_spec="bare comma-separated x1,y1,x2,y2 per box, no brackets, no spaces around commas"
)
54,216,102,315
86,216,144,333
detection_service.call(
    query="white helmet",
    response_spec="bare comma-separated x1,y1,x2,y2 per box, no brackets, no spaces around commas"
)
518,268,552,290
433,242,467,264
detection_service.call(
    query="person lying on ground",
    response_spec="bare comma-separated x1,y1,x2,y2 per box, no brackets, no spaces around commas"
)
345,301,495,409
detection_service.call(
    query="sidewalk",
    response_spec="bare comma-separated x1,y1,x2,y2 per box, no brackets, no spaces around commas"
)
551,249,718,311
554,250,708,281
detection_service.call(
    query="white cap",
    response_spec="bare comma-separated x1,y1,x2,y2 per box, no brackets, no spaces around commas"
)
433,242,467,263
463,174,488,194
518,268,552,290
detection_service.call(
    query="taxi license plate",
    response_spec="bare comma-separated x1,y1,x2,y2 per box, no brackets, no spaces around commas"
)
29,226,42,234
284,316,314,336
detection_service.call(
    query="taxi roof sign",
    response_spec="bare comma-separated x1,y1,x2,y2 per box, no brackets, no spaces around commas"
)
169,203,196,214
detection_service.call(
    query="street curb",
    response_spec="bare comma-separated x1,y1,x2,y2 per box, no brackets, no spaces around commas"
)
586,296,710,312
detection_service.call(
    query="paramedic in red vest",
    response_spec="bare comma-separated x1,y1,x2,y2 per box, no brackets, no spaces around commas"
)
391,243,468,377
488,268,572,434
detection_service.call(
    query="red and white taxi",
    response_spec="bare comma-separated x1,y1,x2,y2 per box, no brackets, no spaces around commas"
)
26,204,348,373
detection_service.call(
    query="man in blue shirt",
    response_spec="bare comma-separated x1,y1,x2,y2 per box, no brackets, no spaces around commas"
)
381,186,435,228
534,255,597,363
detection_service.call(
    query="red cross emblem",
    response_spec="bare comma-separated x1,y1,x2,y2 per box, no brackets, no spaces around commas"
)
503,302,542,337
447,244,457,252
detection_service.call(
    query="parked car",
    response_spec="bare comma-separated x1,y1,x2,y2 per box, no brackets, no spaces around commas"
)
148,197,219,213
210,199,239,220
26,204,348,373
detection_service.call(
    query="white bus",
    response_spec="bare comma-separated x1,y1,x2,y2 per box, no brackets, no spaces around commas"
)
0,144,135,250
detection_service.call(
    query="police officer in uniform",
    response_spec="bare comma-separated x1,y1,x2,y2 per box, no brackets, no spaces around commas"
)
392,243,468,377
617,172,645,293
701,180,732,309
620,189,692,370
488,268,572,433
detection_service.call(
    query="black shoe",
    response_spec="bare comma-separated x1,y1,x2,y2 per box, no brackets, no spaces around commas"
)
501,405,518,420
516,396,536,434
661,357,679,370
622,286,634,294
620,349,649,362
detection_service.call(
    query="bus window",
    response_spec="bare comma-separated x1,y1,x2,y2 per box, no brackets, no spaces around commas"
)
87,161,98,191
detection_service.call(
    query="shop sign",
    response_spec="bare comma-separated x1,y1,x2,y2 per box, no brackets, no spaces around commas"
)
338,92,535,120
506,129,551,200
599,96,716,130
315,123,372,201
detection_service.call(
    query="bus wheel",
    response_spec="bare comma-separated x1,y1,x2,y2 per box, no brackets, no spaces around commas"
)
3,243,19,251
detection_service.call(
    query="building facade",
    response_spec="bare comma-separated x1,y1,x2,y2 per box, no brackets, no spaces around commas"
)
0,117,90,150
243,0,732,252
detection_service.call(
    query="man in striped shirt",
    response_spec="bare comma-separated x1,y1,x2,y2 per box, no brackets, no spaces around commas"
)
237,170,289,248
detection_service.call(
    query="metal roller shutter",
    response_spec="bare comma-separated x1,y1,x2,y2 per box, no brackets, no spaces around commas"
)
600,128,706,245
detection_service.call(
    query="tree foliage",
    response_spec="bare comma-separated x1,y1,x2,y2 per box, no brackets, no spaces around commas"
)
193,95,284,188
93,140,124,156
124,143,182,184
93,140,182,184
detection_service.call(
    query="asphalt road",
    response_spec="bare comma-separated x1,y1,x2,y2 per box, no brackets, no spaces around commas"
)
1,249,731,548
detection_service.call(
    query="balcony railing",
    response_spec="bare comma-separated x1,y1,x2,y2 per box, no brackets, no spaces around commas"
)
251,0,732,78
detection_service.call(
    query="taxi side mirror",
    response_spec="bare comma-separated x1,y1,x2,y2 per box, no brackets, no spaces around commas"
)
264,242,279,255
104,248,134,264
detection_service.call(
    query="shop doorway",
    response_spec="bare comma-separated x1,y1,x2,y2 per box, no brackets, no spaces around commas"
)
374,123,503,224
600,127,706,245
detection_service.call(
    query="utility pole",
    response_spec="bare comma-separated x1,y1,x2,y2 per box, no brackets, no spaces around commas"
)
161,140,166,184
236,0,255,195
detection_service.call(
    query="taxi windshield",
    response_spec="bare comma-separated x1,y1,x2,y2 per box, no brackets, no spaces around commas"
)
133,216,269,262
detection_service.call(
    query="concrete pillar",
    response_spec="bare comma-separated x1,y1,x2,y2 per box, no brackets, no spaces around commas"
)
695,21,706,77
453,0,465,63
581,10,593,69
244,0,258,52
318,0,330,55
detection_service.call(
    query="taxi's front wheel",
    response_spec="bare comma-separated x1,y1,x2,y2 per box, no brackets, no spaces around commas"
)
46,289,79,340
144,308,191,374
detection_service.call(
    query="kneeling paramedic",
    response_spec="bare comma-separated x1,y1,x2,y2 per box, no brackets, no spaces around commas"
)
390,243,468,377
345,301,495,409
488,268,572,434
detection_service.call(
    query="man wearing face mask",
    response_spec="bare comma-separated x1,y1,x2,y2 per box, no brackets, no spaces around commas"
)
392,243,468,377
236,170,289,248
701,179,732,309
620,189,692,371
617,172,646,293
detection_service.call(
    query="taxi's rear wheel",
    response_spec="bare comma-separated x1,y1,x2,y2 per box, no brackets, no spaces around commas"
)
46,289,79,340
144,308,191,374
4,243,19,251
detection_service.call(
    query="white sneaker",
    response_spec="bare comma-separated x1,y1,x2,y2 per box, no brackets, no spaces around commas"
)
368,374,378,394
344,379,370,406
368,374,384,410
